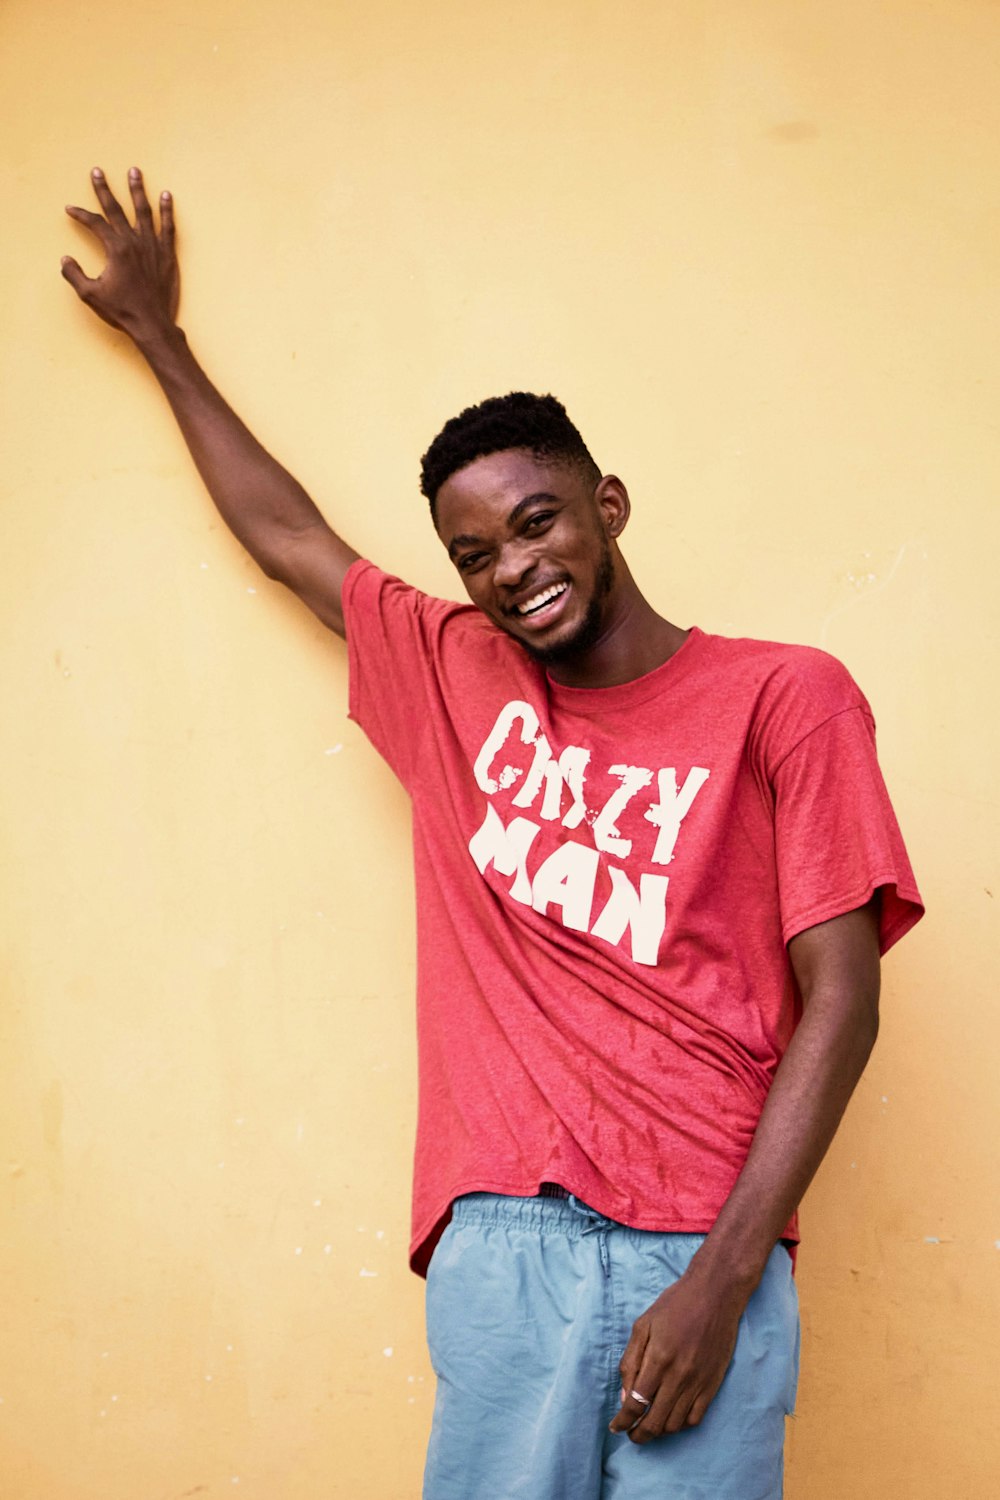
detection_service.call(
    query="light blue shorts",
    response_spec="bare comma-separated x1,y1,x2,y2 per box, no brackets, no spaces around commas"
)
423,1193,799,1500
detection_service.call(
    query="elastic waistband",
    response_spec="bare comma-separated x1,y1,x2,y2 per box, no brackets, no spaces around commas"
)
451,1192,612,1234
450,1191,706,1247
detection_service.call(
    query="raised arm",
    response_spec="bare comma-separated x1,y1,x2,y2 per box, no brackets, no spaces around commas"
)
62,167,359,637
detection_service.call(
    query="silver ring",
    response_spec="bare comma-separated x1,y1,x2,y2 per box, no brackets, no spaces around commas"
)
629,1389,651,1406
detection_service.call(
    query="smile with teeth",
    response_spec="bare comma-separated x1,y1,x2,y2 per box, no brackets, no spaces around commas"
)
514,582,568,618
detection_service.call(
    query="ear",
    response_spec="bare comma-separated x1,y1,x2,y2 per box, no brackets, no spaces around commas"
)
594,474,631,539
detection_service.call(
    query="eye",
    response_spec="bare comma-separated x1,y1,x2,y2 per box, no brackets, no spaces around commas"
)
457,552,487,573
524,511,554,532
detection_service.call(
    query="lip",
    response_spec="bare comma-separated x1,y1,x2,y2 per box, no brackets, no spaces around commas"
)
506,581,571,631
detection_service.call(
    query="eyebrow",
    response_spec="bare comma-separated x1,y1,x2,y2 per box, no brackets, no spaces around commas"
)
446,491,559,559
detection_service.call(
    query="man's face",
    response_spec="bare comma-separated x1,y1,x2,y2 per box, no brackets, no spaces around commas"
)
434,449,626,665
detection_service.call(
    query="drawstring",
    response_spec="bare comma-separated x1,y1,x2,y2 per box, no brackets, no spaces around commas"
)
570,1196,612,1276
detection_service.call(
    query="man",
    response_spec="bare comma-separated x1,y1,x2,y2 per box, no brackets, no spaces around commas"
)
62,168,923,1499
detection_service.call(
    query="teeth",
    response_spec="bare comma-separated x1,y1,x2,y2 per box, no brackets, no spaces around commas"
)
517,583,567,616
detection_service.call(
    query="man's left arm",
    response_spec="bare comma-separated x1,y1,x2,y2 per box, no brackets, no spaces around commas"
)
610,896,881,1443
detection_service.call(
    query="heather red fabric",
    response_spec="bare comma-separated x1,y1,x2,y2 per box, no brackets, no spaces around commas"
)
343,561,923,1275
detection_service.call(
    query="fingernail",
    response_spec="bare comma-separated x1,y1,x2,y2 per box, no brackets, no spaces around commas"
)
129,167,140,179
92,167,104,179
161,190,171,201
620,1387,626,1403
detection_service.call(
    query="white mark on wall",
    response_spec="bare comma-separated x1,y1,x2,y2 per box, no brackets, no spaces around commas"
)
923,1236,940,1245
325,744,343,756
314,1198,322,1207
382,1347,394,1358
200,562,209,570
324,1244,333,1254
820,542,912,647
375,1229,384,1240
359,1268,378,1278
246,586,257,594
294,1247,303,1256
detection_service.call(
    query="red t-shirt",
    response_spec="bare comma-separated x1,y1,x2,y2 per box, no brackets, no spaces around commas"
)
343,561,923,1274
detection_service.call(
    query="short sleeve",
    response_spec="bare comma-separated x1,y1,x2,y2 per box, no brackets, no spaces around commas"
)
772,706,924,954
342,559,459,789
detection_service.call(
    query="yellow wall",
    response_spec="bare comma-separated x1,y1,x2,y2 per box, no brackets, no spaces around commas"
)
2,1,997,1495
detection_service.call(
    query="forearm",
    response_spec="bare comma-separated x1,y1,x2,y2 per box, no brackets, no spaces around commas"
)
135,321,331,579
63,168,358,624
692,984,878,1298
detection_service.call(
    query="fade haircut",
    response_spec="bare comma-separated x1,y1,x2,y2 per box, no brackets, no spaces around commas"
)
420,392,601,518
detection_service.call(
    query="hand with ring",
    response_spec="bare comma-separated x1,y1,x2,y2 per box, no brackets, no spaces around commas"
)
608,1262,748,1444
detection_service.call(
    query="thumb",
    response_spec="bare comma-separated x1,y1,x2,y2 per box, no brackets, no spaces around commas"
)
61,255,95,299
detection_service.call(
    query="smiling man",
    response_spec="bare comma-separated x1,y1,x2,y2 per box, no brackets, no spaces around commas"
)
63,169,923,1500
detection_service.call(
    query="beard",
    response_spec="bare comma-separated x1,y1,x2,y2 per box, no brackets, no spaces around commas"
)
517,537,615,666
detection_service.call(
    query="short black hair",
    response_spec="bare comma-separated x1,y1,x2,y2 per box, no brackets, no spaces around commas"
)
420,392,601,517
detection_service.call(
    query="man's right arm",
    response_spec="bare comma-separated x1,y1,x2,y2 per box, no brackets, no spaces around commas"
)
62,167,359,638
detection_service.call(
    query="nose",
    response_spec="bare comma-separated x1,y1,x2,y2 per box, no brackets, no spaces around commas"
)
492,541,535,591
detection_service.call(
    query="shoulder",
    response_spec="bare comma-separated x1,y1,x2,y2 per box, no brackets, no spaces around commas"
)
343,557,482,637
700,630,868,711
695,629,872,772
342,558,531,671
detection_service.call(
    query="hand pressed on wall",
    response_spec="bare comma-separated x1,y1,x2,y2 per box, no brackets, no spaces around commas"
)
62,167,179,340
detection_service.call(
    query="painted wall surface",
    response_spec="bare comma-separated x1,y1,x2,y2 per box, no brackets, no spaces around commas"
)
2,1,997,1495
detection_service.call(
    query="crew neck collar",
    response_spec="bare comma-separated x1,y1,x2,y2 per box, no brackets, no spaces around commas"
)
543,626,707,712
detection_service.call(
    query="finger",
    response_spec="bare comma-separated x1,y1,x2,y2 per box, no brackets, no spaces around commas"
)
158,188,175,251
89,167,131,230
609,1385,654,1435
626,1378,694,1445
617,1320,647,1394
65,203,112,246
127,166,154,233
60,255,97,299
684,1390,710,1428
610,1327,649,1433
659,1379,705,1437
620,1349,687,1444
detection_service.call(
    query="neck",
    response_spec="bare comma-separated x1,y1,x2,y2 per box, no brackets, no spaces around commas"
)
545,568,688,690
